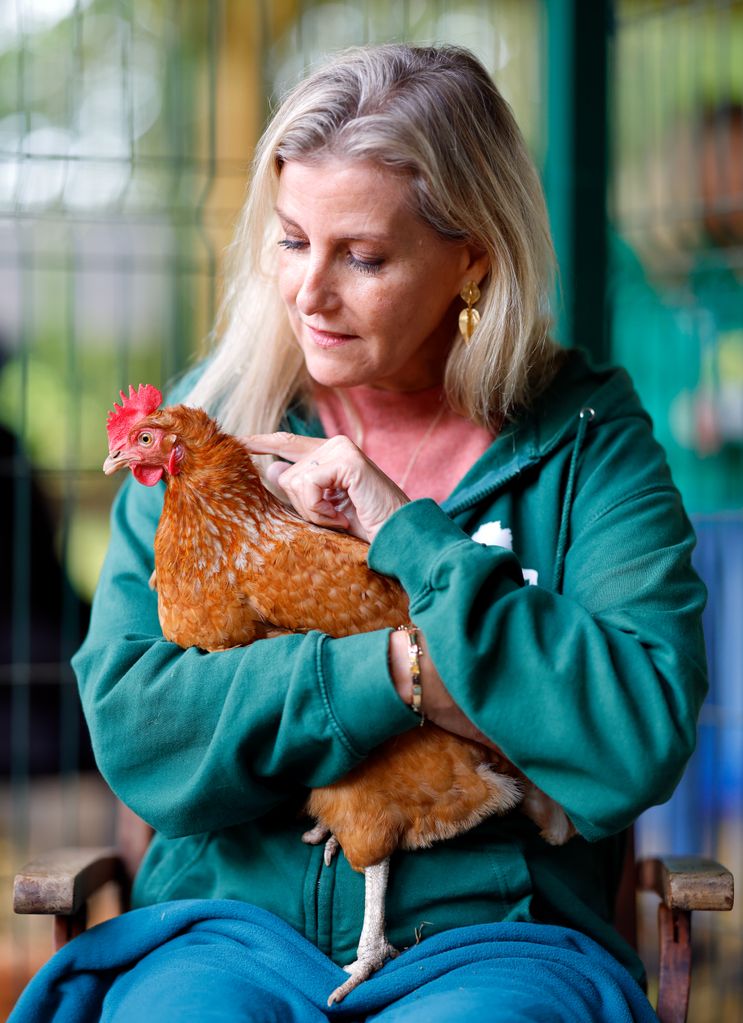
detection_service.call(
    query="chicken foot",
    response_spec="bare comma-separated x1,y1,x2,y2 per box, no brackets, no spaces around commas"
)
302,824,396,1002
327,857,398,1006
301,824,340,866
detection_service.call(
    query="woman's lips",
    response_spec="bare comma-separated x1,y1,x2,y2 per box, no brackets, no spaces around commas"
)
305,324,358,349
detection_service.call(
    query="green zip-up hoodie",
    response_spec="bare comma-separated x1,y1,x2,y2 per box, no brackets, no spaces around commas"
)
72,349,708,985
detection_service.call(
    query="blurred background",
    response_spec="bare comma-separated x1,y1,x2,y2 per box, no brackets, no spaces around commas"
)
1,1,741,1019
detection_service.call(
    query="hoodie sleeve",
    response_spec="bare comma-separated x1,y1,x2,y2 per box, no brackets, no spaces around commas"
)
72,475,415,838
368,413,708,843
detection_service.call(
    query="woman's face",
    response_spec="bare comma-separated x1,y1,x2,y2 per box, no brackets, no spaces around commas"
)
275,157,487,391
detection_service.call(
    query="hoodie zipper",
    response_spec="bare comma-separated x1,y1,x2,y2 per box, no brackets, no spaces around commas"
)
312,845,335,957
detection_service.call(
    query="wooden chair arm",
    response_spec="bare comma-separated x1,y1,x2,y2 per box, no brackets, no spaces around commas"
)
637,855,734,912
14,847,128,917
637,856,733,1023
14,847,131,950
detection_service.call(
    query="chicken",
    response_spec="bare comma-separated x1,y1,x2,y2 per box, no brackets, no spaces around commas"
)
103,383,574,1004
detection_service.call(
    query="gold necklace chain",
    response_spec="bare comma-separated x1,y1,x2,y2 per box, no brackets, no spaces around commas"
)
398,401,447,491
334,388,448,493
334,388,365,447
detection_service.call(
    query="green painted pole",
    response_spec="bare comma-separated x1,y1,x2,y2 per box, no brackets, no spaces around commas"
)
543,0,610,362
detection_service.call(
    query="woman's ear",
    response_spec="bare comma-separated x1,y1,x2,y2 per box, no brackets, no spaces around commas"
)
460,244,490,289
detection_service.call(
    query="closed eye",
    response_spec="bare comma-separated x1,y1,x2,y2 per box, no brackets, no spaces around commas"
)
347,253,383,275
277,238,307,251
278,237,383,275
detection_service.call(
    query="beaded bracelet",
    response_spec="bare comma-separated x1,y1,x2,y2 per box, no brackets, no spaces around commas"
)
397,625,424,723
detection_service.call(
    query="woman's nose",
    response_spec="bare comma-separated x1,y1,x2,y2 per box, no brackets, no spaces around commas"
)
295,255,338,317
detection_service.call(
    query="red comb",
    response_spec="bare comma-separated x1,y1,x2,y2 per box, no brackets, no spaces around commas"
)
107,384,163,449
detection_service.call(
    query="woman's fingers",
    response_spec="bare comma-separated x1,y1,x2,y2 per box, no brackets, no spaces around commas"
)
264,459,292,490
247,436,354,529
243,432,326,462
242,432,408,542
275,456,355,533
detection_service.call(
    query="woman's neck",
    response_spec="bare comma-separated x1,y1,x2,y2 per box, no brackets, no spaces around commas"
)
314,385,495,504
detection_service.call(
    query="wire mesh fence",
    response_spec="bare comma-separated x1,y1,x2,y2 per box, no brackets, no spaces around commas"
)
1,1,741,1020
1,1,233,1008
0,1,547,1012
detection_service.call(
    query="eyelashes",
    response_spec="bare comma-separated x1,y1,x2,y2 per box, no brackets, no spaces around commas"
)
277,238,383,276
347,254,383,276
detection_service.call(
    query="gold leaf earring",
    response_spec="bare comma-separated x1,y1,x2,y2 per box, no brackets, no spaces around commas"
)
458,281,481,343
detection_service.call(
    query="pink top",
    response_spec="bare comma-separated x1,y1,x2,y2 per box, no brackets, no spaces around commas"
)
314,384,495,504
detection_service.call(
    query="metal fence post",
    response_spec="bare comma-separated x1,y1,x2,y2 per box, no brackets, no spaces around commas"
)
543,0,610,362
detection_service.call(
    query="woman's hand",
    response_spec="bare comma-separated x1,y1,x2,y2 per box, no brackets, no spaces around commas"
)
388,628,502,753
244,434,496,749
243,433,409,543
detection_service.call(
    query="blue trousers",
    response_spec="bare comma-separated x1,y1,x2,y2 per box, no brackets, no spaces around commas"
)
10,900,658,1023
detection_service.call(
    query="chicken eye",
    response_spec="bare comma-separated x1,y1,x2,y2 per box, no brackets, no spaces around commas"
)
138,432,154,447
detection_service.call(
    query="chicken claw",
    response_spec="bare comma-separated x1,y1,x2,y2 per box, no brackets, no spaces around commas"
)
301,825,340,865
301,823,330,845
323,836,340,865
328,939,399,1005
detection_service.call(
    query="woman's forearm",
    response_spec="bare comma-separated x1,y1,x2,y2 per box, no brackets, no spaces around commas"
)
387,626,501,750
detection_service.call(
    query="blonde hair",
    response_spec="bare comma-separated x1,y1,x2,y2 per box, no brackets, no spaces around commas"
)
187,43,559,434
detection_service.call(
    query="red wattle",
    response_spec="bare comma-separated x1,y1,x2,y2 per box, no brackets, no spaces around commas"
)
132,464,165,487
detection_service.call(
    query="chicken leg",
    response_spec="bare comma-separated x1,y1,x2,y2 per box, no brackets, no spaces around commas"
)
327,857,398,1005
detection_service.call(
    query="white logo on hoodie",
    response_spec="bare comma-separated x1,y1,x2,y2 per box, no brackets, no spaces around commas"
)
471,520,539,586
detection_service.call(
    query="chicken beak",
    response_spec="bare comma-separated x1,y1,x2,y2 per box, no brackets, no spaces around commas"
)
103,450,129,475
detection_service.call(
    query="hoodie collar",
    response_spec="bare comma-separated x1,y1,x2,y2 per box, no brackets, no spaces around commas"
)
442,348,646,517
285,348,648,521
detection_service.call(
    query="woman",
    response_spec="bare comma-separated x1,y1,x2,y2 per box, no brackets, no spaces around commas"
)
13,44,705,1023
